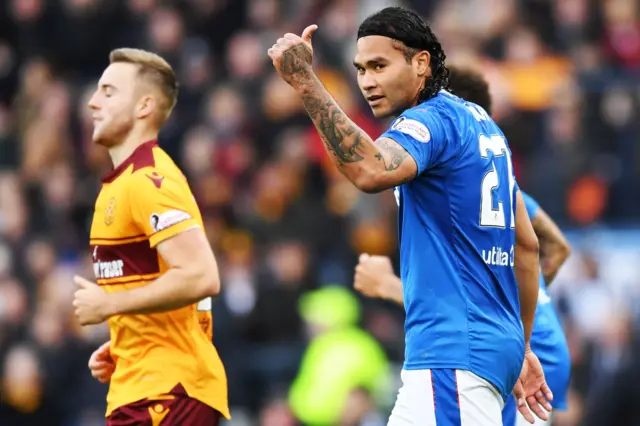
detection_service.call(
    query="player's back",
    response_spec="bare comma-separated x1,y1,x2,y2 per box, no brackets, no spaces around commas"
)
385,91,524,400
90,140,228,418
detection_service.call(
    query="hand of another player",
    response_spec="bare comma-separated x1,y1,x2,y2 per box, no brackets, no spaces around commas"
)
513,349,554,424
267,24,318,89
88,340,115,383
73,275,112,325
354,253,394,300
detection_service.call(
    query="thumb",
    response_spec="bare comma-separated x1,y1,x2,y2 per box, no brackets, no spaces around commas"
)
359,253,370,263
301,24,318,44
74,275,96,289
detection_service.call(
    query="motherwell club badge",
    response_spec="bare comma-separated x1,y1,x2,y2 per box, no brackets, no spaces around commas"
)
104,197,116,226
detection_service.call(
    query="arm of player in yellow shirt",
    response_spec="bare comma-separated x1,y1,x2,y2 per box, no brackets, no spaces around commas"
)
105,169,220,316
106,227,220,315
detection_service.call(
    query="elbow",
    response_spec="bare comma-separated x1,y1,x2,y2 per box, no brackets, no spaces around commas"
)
201,272,221,297
545,240,571,268
357,181,384,194
353,171,386,194
203,276,221,297
559,241,572,262
191,266,221,298
543,241,571,284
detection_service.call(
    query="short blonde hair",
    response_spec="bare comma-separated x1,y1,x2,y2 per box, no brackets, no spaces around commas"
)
109,48,179,124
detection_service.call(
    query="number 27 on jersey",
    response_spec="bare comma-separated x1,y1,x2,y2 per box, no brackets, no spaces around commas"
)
469,104,515,229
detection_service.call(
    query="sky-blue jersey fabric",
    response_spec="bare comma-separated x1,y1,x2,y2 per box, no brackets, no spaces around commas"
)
384,91,524,401
521,192,571,409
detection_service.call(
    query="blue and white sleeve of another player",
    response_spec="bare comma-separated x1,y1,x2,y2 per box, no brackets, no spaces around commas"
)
520,191,540,220
380,107,448,175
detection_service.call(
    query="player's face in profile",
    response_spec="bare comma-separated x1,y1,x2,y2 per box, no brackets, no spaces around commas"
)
88,63,138,147
354,36,427,118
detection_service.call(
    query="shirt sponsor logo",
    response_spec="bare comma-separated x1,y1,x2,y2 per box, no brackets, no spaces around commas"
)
93,259,124,279
150,210,191,233
482,245,514,267
392,117,431,143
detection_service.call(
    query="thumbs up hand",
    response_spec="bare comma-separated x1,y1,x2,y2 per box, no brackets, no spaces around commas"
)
268,25,319,89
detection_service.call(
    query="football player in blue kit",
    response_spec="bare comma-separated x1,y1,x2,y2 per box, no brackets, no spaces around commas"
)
268,6,552,426
354,66,572,426
502,191,571,426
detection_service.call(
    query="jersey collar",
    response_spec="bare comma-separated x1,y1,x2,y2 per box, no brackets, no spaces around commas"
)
102,139,158,183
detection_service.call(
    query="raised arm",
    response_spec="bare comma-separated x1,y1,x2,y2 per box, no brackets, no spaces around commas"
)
299,82,417,193
268,26,418,193
531,208,571,285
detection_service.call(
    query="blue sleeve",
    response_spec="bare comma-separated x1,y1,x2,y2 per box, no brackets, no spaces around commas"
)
380,107,449,175
521,191,540,219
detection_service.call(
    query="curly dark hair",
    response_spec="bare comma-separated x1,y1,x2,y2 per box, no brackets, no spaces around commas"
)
357,7,450,102
447,66,493,116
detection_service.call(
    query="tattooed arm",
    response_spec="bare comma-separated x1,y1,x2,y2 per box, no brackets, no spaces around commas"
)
298,76,418,192
267,26,418,193
531,208,571,285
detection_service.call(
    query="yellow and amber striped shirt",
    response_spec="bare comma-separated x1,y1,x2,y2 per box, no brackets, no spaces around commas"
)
90,140,228,418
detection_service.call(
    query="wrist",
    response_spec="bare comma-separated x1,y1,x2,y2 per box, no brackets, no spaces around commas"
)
379,285,392,301
380,274,398,301
525,342,532,353
102,293,120,319
292,69,318,93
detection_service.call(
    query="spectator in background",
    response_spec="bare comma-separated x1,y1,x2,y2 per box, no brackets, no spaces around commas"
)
289,286,390,426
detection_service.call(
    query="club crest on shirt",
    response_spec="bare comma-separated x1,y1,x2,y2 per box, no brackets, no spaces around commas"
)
104,197,116,226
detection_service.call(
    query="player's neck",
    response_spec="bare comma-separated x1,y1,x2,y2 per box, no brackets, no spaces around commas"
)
109,127,158,168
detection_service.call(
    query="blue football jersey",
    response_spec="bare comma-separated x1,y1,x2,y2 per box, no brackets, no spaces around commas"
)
383,91,524,401
521,192,571,410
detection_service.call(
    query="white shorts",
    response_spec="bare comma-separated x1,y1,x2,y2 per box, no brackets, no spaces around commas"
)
515,412,552,426
388,369,504,426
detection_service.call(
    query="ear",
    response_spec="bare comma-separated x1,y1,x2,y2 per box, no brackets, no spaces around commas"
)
415,51,431,77
136,95,156,120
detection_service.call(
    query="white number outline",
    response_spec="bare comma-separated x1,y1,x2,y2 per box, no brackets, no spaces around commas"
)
478,134,515,229
468,103,491,121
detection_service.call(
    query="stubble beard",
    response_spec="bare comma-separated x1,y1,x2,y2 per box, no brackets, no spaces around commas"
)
92,117,134,148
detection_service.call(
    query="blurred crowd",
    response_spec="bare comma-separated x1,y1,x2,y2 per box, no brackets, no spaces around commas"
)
0,0,639,425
